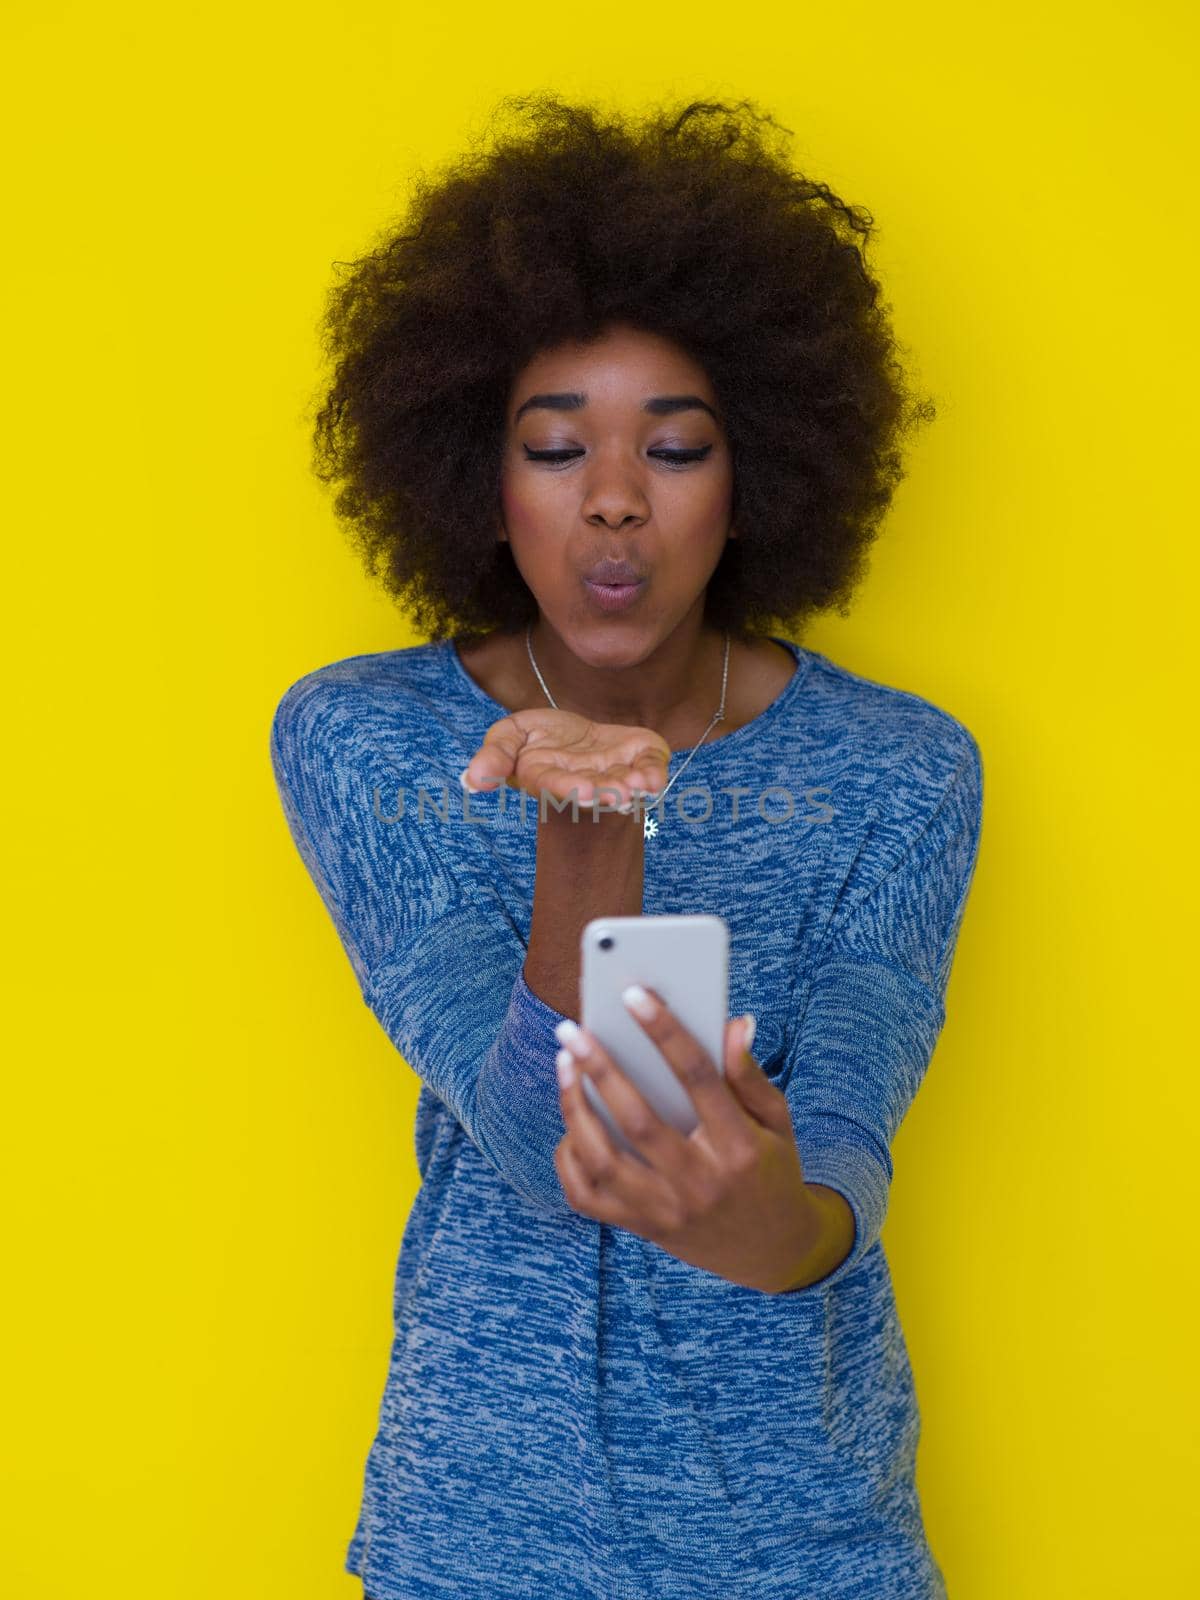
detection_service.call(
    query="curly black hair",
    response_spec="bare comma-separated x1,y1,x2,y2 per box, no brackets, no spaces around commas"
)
309,94,935,645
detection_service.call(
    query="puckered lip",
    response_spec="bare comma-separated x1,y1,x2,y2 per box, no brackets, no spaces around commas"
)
582,560,646,586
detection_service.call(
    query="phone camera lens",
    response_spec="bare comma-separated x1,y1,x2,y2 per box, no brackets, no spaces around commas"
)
598,936,614,951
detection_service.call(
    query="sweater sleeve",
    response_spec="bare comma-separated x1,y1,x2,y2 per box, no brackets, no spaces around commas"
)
269,674,577,1220
365,926,576,1219
780,732,985,1294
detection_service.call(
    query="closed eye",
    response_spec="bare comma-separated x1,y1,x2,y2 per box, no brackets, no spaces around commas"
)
523,446,713,468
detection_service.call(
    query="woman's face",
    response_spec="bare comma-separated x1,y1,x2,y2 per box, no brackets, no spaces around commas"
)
499,321,735,663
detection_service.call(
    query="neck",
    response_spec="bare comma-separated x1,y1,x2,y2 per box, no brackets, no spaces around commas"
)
525,614,728,743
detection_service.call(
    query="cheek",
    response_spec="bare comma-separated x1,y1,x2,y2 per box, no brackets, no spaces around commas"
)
667,468,734,537
704,457,735,513
500,466,557,536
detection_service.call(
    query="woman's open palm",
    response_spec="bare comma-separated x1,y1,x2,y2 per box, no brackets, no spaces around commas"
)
461,709,671,811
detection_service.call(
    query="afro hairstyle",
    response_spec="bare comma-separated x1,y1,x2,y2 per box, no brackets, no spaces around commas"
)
309,93,936,644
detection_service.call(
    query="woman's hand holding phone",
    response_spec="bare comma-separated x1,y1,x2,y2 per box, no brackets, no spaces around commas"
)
552,988,826,1296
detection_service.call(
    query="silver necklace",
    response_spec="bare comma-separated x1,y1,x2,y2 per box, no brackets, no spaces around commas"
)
524,624,730,841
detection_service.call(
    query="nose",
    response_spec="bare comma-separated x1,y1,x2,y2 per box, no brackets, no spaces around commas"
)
580,456,650,532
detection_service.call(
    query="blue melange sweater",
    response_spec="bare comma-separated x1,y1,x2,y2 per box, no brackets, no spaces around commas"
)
269,633,984,1600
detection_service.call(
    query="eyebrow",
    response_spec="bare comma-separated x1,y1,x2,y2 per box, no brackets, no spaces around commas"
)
513,392,720,425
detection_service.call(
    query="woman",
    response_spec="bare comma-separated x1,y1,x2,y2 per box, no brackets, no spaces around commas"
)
271,95,983,1599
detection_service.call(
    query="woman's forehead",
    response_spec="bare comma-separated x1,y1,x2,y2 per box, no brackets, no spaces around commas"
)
509,326,718,416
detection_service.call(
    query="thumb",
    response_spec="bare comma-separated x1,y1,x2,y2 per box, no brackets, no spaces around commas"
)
461,714,526,791
724,1014,792,1135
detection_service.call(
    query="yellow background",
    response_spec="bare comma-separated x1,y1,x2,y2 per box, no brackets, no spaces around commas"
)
4,3,1196,1595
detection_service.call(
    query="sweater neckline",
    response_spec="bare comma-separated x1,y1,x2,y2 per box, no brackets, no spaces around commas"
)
444,633,813,761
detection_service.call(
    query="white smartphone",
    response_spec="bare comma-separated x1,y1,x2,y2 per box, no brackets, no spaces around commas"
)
579,914,730,1158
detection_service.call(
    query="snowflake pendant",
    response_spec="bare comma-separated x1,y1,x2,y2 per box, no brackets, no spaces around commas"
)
643,813,660,841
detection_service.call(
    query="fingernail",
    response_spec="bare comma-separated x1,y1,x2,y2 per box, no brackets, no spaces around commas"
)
742,1013,756,1051
460,765,496,794
621,984,657,1020
554,1018,590,1058
556,1049,576,1088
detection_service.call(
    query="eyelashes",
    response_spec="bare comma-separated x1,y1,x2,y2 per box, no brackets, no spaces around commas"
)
523,446,713,469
